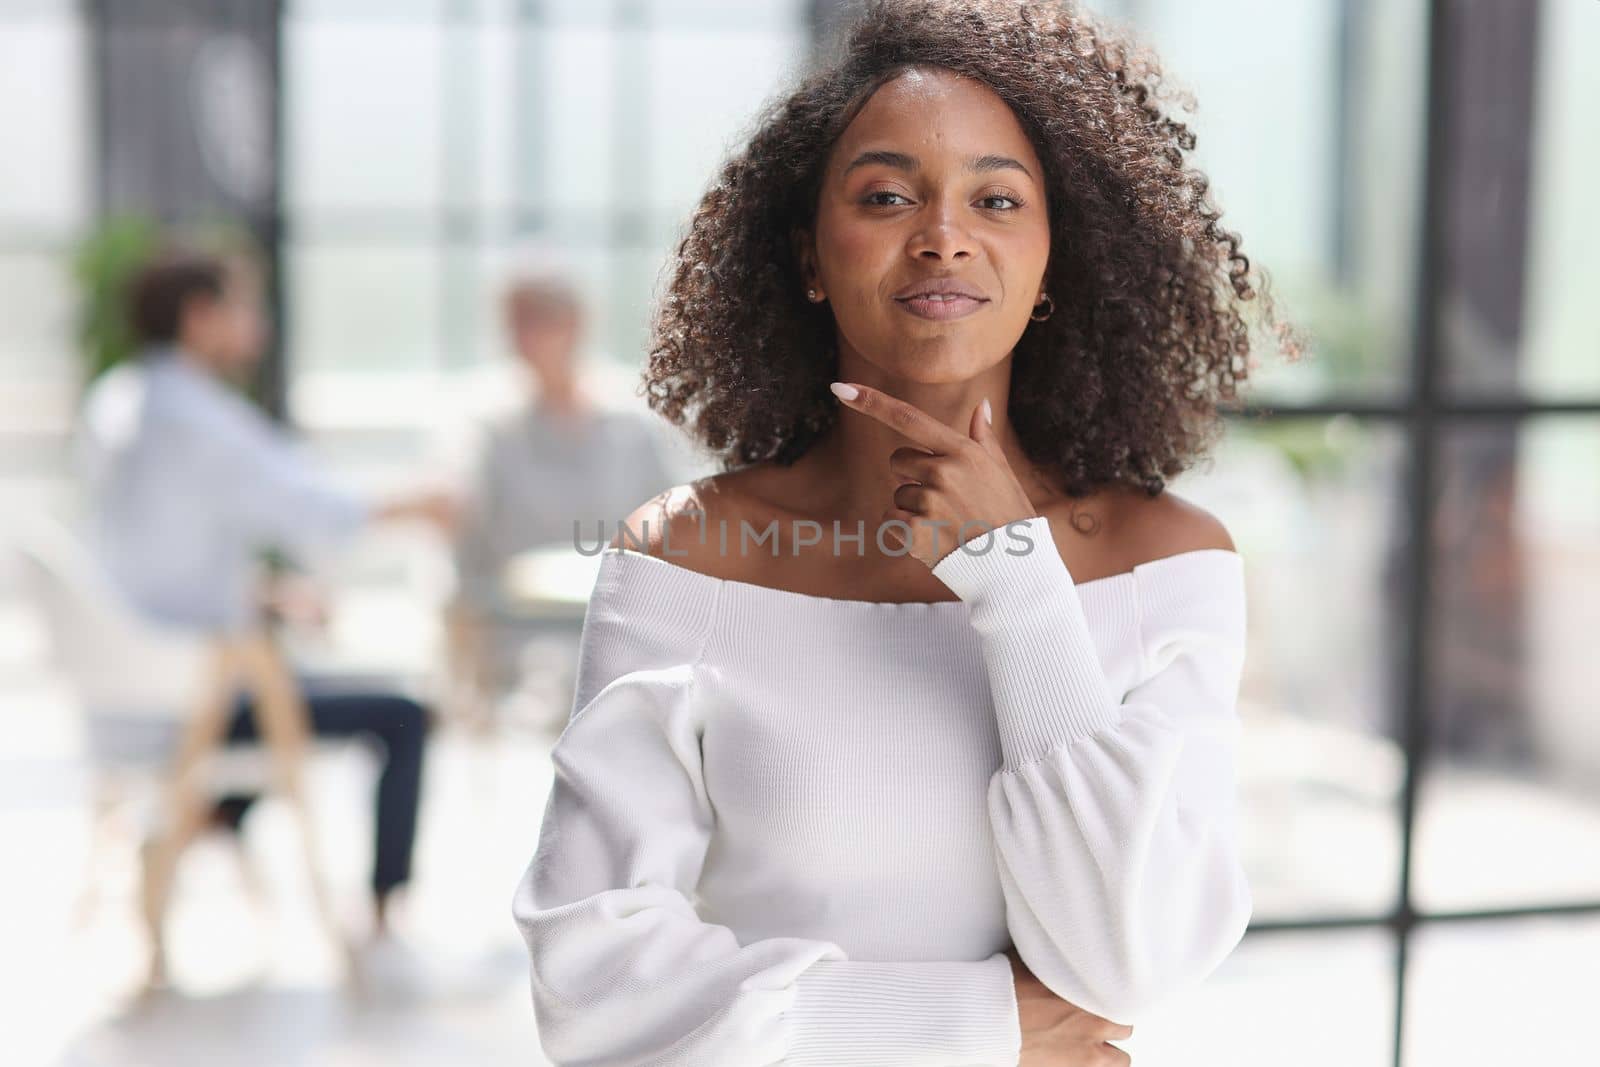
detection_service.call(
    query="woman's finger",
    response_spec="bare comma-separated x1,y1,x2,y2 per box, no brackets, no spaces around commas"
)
878,507,921,549
830,381,969,454
891,483,932,514
887,445,941,485
1091,1019,1135,1041
1094,1043,1133,1066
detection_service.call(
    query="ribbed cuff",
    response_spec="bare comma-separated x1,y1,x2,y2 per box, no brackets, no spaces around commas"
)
931,515,1123,770
785,952,1021,1065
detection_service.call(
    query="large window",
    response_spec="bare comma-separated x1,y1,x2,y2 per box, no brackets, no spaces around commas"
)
0,1,91,521
281,0,810,486
1,2,1596,1063
1091,1,1600,1064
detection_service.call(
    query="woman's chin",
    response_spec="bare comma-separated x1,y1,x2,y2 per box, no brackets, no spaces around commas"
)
858,348,1000,386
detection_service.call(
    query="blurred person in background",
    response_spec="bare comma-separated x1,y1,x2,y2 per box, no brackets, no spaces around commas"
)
445,256,674,732
75,244,457,971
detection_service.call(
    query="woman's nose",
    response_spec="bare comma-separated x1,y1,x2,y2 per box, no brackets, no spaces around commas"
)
908,206,975,262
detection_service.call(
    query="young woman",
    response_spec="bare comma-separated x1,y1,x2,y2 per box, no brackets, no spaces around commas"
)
512,1,1300,1063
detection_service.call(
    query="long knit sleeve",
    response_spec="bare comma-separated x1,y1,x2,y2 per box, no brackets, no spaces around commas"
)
931,515,1253,1027
512,550,1024,1066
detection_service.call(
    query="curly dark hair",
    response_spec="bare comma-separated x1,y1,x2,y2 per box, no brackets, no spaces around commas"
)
642,0,1304,498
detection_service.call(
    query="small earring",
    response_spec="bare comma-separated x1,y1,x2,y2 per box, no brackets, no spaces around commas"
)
1030,292,1054,322
807,288,820,302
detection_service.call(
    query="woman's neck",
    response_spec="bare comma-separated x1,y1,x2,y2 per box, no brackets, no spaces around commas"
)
801,371,1055,534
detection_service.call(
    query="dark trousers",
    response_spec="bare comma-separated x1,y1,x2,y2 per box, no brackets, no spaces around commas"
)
212,686,429,898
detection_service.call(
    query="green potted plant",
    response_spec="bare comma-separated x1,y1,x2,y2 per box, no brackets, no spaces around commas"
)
70,213,161,385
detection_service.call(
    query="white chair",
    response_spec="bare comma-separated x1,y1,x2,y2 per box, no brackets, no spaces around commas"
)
7,515,355,990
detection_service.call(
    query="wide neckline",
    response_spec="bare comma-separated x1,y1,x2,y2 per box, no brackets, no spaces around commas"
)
601,544,1240,612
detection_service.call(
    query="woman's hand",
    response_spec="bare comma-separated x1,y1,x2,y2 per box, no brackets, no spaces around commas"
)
1007,947,1134,1066
828,381,1036,569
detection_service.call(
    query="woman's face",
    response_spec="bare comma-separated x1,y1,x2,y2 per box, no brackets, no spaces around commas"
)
803,66,1051,385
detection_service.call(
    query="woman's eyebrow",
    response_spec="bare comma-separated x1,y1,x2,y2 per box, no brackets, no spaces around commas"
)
840,149,1034,182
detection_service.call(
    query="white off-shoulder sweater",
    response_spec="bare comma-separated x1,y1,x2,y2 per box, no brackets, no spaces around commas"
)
512,514,1252,1066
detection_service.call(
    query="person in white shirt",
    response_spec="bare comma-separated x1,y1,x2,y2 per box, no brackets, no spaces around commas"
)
510,1,1302,1064
446,265,674,727
78,246,456,940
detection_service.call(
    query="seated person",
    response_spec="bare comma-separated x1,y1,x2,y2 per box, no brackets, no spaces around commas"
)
446,263,675,729
76,244,456,945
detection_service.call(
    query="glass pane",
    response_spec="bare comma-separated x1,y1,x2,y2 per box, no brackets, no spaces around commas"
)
1416,418,1600,910
283,21,444,216
1170,417,1407,919
0,249,77,510
1518,0,1600,399
642,0,807,26
456,236,533,377
1405,916,1599,1065
287,241,442,382
536,0,619,25
519,26,618,219
0,16,90,232
1125,929,1395,1067
614,240,677,369
0,0,81,15
0,251,77,384
1445,0,1600,399
285,0,444,19
1085,0,1427,400
644,28,809,221
458,18,516,216
440,238,490,373
0,248,80,542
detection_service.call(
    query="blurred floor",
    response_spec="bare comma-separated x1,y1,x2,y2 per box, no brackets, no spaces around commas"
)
0,597,555,1067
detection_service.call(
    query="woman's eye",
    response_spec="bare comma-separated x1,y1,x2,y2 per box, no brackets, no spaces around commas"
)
862,191,1021,210
864,191,912,207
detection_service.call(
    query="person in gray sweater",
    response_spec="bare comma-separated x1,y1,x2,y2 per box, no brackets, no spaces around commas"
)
447,265,675,730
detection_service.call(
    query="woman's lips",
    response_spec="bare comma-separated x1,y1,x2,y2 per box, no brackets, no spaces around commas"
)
895,294,988,321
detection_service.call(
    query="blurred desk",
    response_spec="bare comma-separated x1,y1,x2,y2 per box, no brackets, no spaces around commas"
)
499,544,605,627
280,587,442,701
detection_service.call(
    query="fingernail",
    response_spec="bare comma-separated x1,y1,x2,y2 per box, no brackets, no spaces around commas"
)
982,397,993,425
830,382,859,401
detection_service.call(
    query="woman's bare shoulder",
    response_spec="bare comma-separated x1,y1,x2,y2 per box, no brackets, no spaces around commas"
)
1040,484,1235,581
608,470,777,582
1103,487,1236,567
